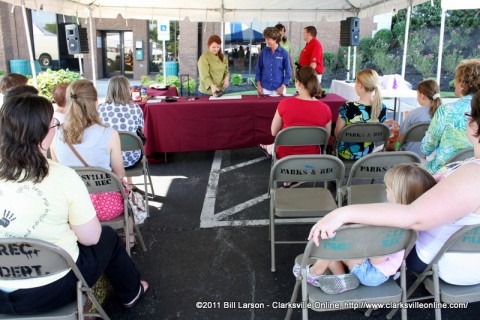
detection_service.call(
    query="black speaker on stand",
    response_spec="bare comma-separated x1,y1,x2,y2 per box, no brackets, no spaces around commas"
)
340,17,360,47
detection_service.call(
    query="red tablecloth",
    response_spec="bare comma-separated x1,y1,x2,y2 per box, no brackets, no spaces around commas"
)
141,94,346,155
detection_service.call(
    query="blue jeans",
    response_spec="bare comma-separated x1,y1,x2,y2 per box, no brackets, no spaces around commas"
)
0,226,141,315
350,258,388,286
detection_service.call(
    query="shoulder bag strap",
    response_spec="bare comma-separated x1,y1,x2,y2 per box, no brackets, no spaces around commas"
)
66,142,89,167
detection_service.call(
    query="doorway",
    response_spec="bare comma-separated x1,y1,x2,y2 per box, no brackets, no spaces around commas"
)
102,31,133,78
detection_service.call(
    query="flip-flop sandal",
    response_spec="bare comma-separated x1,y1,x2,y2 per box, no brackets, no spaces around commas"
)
259,145,272,158
123,280,149,309
318,274,359,294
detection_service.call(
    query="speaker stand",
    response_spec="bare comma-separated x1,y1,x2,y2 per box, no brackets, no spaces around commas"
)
75,54,84,77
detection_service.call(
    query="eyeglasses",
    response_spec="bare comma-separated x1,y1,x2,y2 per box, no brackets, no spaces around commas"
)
50,118,61,129
465,112,473,119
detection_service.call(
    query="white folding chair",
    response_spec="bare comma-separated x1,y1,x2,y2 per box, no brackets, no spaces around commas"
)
0,238,110,320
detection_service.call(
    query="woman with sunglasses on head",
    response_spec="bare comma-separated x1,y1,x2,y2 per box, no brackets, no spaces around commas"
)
421,59,480,173
275,23,295,77
0,94,148,315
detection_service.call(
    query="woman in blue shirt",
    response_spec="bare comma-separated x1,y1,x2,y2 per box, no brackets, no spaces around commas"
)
255,27,292,96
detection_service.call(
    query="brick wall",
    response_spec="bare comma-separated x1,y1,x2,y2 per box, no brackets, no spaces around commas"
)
178,19,199,79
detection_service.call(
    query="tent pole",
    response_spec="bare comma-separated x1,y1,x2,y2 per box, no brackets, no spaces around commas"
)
401,3,412,79
346,46,351,81
436,8,446,86
20,0,37,87
248,22,253,75
88,7,97,86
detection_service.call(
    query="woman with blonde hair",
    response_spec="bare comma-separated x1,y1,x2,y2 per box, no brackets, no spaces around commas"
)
197,35,229,96
335,69,387,160
98,75,144,171
51,79,125,221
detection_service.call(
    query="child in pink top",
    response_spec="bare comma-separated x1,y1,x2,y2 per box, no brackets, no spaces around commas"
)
293,163,436,293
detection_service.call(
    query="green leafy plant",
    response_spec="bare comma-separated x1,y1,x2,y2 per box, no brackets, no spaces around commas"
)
323,52,335,70
182,78,196,94
156,74,181,87
414,53,436,79
337,46,349,68
155,74,164,83
140,75,153,87
449,79,455,88
0,70,4,76
372,52,401,75
33,69,82,102
230,74,243,86
443,50,464,75
373,29,393,53
358,38,375,64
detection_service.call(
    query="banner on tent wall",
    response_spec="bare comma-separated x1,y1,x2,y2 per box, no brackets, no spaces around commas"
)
157,21,170,41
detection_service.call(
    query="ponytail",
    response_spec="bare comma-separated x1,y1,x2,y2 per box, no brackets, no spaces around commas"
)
371,86,383,121
430,93,442,117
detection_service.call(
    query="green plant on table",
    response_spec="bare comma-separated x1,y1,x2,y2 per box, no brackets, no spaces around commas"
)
33,69,82,102
230,74,243,86
141,75,153,87
182,78,197,94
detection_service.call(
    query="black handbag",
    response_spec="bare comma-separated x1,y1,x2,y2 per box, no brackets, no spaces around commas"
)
136,128,147,145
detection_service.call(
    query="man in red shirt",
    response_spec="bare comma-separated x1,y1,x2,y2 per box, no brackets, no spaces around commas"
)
298,26,324,84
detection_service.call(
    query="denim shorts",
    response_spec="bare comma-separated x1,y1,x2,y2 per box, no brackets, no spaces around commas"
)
350,259,388,286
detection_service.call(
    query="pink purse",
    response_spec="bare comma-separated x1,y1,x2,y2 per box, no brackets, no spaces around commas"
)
67,142,124,221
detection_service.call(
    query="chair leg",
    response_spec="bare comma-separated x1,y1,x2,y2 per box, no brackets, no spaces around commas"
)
143,170,150,218
125,216,131,257
301,270,309,320
285,279,301,320
270,216,276,272
432,265,442,320
134,222,147,252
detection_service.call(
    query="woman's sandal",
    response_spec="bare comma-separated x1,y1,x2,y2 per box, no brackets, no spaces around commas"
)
259,144,272,159
123,280,149,309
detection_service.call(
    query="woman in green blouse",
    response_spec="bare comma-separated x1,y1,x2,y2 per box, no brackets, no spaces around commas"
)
197,35,229,95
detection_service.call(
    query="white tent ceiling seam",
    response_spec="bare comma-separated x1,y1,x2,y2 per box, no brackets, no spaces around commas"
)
3,0,430,21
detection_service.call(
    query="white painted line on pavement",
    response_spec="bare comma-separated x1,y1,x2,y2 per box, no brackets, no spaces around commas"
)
218,156,269,173
200,150,223,226
214,193,270,220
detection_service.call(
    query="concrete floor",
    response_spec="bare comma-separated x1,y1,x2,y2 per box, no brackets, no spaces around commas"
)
100,147,480,320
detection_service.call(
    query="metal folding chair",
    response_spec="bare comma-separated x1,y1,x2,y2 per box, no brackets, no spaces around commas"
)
0,238,110,320
286,224,417,320
343,151,421,205
387,224,480,320
118,131,155,217
334,123,390,169
446,147,475,165
269,154,345,272
72,166,147,255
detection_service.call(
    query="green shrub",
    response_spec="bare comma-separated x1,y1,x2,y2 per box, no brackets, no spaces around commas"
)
0,70,4,76
358,38,375,63
140,75,153,87
443,50,464,75
373,29,393,53
34,69,82,102
392,21,406,43
449,79,455,88
230,74,243,86
182,78,196,93
372,52,401,75
155,74,164,83
323,52,335,70
337,46,349,68
414,53,436,79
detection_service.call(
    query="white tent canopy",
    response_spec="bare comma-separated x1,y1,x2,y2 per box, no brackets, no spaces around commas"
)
6,0,429,22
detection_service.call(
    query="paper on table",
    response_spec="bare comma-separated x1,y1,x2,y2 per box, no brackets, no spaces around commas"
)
209,95,242,100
